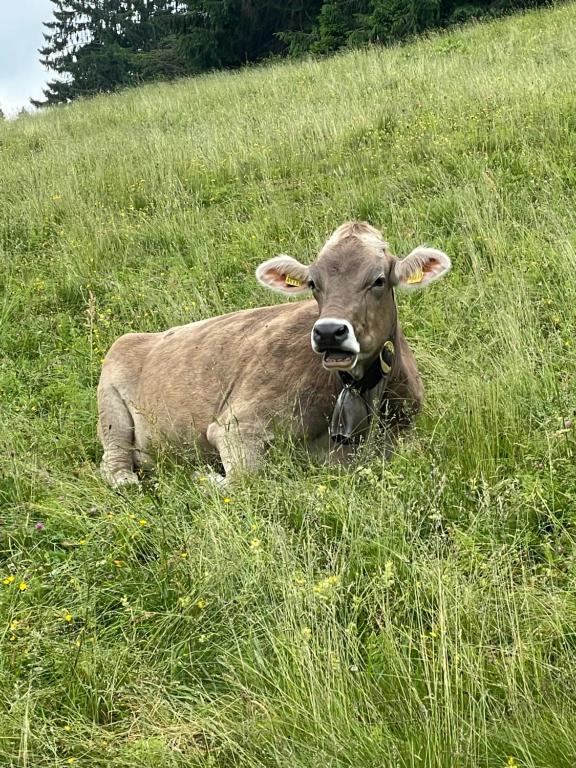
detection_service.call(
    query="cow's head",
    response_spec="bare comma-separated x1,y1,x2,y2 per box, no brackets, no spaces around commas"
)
256,222,451,377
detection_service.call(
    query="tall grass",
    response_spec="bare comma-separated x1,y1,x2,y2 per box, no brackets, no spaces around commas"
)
1,4,576,765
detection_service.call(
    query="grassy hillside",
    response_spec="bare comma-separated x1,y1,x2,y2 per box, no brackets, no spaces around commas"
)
2,4,576,766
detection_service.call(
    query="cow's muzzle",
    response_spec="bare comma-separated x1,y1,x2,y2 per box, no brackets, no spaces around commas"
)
311,318,360,370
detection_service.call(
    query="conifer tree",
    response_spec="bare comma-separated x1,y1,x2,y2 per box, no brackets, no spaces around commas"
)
32,1,187,107
32,1,132,106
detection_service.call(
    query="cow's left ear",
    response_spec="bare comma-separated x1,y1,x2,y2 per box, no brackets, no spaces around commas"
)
256,255,310,295
390,247,451,291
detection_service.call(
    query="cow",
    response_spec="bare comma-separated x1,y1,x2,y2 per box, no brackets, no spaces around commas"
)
97,221,451,488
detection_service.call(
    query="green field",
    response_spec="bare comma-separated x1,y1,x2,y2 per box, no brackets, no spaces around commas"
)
2,4,576,766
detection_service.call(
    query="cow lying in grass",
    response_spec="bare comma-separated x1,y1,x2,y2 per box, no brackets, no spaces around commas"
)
97,221,451,487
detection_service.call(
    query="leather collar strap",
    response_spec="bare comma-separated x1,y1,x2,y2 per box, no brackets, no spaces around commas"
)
337,337,395,394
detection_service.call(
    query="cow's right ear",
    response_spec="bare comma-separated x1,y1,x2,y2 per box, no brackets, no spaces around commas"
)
256,255,310,295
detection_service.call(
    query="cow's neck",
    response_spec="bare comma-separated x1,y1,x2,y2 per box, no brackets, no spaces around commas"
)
339,300,399,393
329,310,399,444
337,335,397,393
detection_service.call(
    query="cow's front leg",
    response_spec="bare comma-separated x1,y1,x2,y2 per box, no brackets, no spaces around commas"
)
206,420,268,485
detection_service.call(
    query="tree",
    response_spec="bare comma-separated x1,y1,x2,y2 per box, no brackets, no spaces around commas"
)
32,0,189,107
175,0,323,72
362,0,441,44
309,0,365,55
33,1,130,106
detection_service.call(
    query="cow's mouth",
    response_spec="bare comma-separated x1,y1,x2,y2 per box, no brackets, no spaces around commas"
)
322,350,357,370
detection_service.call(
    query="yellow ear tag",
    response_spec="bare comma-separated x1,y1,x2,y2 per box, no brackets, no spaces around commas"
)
406,269,424,285
284,275,302,287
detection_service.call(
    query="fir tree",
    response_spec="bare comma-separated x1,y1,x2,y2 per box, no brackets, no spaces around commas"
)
32,1,188,107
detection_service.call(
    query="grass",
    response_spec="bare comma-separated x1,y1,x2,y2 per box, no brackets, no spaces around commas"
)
2,3,576,765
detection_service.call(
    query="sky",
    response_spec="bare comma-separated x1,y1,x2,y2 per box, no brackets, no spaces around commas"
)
0,0,55,116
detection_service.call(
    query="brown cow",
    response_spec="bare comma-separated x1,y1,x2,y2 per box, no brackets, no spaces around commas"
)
97,221,450,487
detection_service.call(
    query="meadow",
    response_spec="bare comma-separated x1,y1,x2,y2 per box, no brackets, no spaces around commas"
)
1,3,576,765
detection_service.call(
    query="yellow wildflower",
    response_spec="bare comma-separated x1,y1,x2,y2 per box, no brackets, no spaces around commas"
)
223,497,232,504
179,552,188,559
196,599,207,609
138,519,147,527
18,582,28,591
2,575,15,585
381,560,395,588
313,574,341,599
63,725,71,732
250,538,261,551
63,613,73,622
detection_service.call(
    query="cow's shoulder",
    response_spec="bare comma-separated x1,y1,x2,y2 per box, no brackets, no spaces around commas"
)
103,331,159,364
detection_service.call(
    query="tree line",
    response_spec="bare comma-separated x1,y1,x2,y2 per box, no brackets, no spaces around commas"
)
33,0,552,107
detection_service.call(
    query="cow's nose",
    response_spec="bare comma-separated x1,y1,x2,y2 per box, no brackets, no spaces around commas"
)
313,320,350,348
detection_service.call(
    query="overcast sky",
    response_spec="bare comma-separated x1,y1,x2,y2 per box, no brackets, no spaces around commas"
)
0,0,55,116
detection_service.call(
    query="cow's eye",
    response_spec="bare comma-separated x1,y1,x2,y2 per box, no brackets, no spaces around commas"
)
308,279,317,291
371,276,385,288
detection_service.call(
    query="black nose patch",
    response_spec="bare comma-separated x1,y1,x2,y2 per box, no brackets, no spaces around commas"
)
313,321,349,349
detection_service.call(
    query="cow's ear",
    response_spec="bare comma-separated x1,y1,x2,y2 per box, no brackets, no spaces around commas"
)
256,255,310,295
390,247,451,291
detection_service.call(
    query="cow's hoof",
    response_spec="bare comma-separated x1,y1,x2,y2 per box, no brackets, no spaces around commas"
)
101,466,140,489
207,472,228,489
193,470,228,490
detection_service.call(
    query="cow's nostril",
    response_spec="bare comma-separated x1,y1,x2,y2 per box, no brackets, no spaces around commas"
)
334,325,348,339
